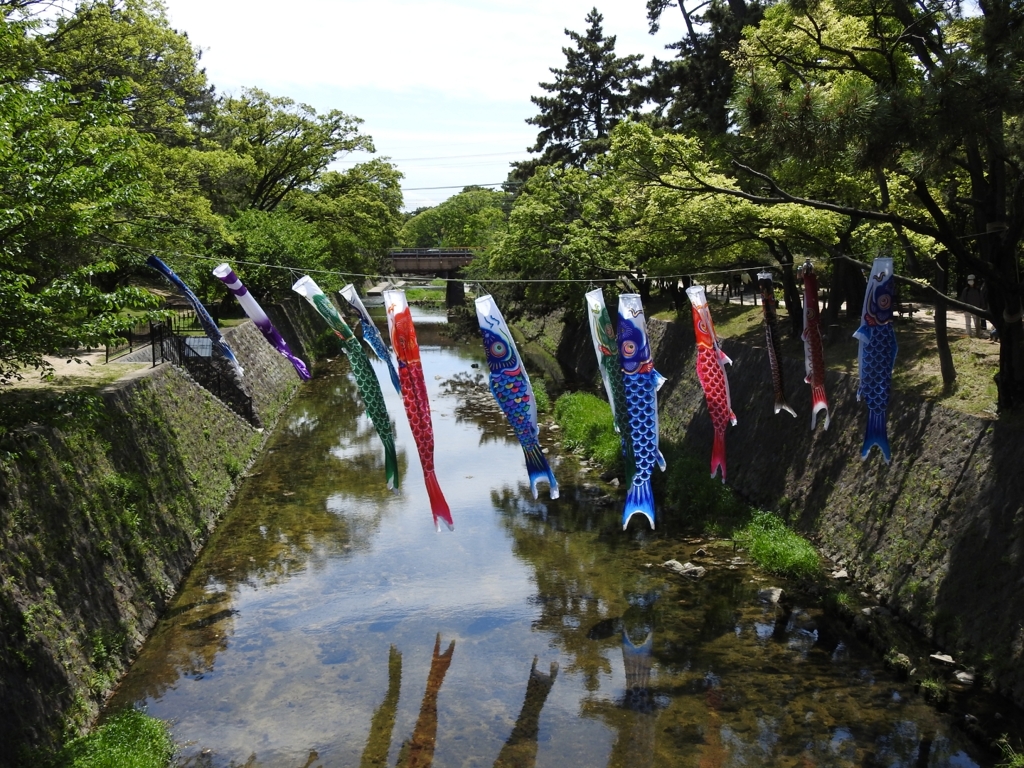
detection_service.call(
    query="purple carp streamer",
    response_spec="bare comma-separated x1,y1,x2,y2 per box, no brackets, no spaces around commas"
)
147,255,244,380
854,257,898,463
475,295,559,500
341,284,401,394
212,263,309,380
617,293,666,530
757,272,796,418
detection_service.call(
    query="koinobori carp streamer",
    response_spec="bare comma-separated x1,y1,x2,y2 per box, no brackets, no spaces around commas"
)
585,288,635,483
854,257,898,462
686,285,736,483
475,294,558,500
384,289,453,532
292,275,400,489
147,255,244,380
801,261,831,431
341,284,401,395
212,263,309,380
617,293,666,530
757,272,796,418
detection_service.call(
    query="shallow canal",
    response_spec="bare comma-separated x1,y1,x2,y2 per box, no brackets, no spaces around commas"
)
109,307,988,767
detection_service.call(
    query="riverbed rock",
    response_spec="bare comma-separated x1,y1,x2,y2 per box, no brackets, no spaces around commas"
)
663,560,706,579
930,652,956,666
759,587,784,604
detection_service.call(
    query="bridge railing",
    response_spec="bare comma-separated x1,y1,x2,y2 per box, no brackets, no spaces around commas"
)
388,247,476,257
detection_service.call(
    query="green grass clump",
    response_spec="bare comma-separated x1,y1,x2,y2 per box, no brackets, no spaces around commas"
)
54,709,173,768
737,509,821,579
553,392,622,471
532,377,551,414
997,739,1024,768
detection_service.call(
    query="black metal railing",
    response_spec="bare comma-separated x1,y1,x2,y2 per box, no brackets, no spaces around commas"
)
150,321,257,426
105,321,153,363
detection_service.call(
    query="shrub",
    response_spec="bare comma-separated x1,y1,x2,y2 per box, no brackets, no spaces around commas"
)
737,509,821,579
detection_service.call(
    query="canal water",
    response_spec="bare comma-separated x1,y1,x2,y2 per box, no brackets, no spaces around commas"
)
108,307,987,767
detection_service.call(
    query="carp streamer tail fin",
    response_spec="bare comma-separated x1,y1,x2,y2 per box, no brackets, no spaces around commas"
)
424,470,454,532
386,362,402,394
622,477,655,530
711,430,728,484
810,388,831,431
861,410,891,463
775,397,797,418
523,444,559,500
384,437,400,491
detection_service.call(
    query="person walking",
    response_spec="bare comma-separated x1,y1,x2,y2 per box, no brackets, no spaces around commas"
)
959,274,987,338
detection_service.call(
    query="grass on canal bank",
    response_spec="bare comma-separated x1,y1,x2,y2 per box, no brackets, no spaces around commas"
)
49,709,173,768
553,391,821,580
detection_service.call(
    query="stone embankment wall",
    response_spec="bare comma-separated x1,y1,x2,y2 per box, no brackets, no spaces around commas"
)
0,298,325,762
547,310,1024,707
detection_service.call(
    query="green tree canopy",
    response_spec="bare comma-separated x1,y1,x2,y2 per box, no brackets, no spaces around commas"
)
399,187,507,249
209,87,373,214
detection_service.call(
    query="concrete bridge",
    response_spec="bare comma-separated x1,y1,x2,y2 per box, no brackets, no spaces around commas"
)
387,248,476,306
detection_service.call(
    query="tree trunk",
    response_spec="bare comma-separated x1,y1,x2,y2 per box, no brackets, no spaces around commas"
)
773,241,804,338
933,250,956,390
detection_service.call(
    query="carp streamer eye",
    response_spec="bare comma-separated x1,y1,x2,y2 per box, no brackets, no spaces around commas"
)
622,340,637,356
490,340,507,358
603,323,614,338
877,293,892,310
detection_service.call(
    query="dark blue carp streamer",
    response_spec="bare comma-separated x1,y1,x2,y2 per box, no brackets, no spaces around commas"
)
853,257,898,463
475,295,558,501
213,263,309,380
146,255,244,380
341,283,401,394
617,294,666,530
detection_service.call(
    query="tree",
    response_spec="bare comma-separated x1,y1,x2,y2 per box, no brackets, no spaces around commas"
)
209,88,373,214
512,8,647,180
0,12,161,384
41,0,215,144
399,188,507,249
721,0,1024,405
643,0,766,135
290,158,405,275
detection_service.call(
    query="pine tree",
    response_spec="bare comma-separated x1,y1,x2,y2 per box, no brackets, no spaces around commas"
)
512,8,646,180
642,0,765,136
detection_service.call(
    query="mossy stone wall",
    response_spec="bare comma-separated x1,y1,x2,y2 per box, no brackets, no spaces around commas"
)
0,298,325,762
551,309,1024,707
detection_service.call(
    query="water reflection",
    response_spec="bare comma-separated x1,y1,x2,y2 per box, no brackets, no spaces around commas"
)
492,658,559,768
104,308,995,768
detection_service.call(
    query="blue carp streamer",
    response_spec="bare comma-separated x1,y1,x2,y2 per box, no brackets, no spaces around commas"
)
853,257,898,462
147,255,244,380
340,284,401,394
617,294,666,530
475,295,558,500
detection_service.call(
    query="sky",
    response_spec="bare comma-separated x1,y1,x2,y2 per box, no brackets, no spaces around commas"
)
158,0,682,211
